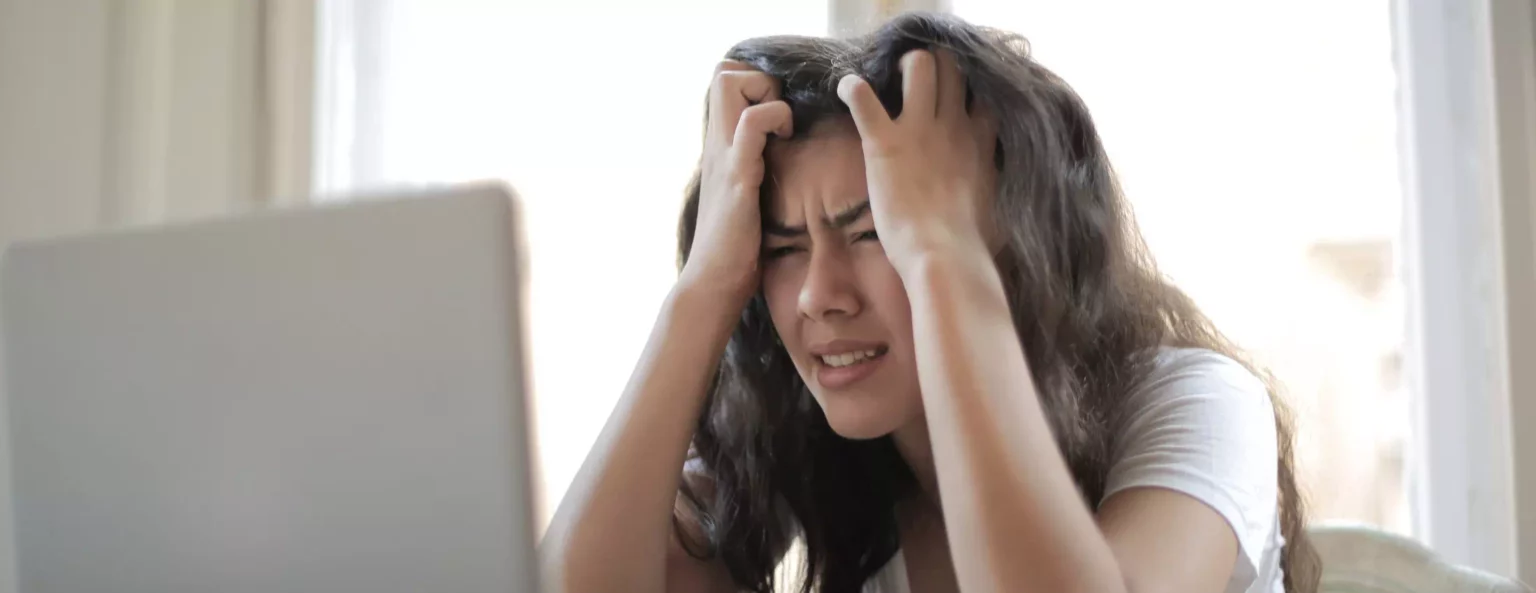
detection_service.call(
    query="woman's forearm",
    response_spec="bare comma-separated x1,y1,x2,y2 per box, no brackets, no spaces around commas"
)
539,281,741,593
900,251,1126,593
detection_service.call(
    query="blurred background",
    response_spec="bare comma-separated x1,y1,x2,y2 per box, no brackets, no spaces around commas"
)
1,0,1532,585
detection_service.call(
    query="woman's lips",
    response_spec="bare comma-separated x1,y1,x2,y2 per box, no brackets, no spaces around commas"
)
814,345,889,389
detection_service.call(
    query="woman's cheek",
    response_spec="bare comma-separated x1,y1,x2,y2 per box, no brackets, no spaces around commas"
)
855,249,915,337
760,264,802,338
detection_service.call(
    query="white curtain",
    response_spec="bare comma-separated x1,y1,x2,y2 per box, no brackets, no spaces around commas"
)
0,0,314,243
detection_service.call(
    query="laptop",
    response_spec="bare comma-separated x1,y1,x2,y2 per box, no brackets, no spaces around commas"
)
0,183,539,593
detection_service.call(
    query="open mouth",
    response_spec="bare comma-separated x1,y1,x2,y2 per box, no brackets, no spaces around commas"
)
814,345,889,389
818,346,888,368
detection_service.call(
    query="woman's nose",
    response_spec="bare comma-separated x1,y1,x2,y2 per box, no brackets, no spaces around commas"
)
797,249,861,322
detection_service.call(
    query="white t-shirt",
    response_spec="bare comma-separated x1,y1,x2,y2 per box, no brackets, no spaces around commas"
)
863,348,1285,593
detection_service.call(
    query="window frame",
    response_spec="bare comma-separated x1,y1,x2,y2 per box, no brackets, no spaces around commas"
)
1393,0,1525,577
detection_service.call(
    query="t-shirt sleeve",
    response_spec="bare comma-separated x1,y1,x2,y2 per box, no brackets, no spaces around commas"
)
1099,349,1279,588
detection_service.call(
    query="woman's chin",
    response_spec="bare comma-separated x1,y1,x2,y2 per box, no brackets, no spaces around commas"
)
821,405,905,440
806,381,922,440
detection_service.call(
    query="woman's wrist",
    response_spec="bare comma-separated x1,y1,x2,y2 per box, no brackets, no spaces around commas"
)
886,226,994,285
895,240,1009,315
669,272,751,330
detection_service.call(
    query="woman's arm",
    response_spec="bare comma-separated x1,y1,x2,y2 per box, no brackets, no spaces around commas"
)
836,49,1240,593
539,282,740,593
540,60,793,593
899,250,1124,593
902,252,1236,593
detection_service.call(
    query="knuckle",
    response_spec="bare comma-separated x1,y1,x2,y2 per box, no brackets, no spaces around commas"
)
718,70,779,98
738,104,773,127
711,71,736,93
760,78,783,99
741,103,790,133
714,70,752,89
716,59,750,74
747,70,778,86
712,75,753,103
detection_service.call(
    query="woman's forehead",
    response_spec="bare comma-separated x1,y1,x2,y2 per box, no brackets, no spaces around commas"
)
765,121,868,226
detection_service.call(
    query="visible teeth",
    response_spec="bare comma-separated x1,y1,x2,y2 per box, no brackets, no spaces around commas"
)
821,349,880,368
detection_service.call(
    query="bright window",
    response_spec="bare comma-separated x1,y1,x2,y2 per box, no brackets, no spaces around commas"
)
952,0,1411,534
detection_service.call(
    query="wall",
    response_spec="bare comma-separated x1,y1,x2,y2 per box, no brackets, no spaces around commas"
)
1526,4,1536,580
1490,0,1536,581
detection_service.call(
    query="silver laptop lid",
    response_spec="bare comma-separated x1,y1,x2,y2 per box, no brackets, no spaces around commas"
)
1,183,537,593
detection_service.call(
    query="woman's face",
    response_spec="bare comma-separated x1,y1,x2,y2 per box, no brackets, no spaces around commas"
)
761,119,923,440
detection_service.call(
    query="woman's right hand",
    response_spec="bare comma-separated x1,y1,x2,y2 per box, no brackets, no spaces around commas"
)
680,61,794,307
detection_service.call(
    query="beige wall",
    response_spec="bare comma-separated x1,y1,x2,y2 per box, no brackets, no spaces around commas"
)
1499,0,1536,577
1489,0,1536,582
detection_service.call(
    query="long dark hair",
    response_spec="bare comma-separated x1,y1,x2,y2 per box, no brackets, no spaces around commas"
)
675,12,1318,593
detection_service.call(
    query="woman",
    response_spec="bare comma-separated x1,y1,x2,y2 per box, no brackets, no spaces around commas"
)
541,12,1318,593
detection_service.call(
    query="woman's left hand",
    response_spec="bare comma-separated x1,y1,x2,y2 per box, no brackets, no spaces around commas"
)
836,48,998,277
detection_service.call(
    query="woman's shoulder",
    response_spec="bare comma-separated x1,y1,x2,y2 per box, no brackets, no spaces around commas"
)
1123,347,1275,420
1113,347,1278,462
1142,346,1266,387
1108,346,1281,509
1108,347,1285,592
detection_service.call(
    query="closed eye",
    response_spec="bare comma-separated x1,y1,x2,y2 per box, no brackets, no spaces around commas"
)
853,230,879,243
764,245,805,260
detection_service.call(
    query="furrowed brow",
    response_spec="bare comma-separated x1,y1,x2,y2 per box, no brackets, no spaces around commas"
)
763,199,870,236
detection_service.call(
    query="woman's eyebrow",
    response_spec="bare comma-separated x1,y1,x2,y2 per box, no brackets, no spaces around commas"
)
763,220,807,238
827,200,871,229
763,199,870,237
